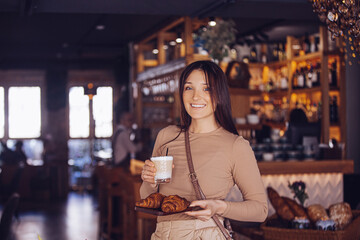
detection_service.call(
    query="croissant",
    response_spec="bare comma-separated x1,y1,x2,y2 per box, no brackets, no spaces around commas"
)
161,195,190,213
135,193,165,209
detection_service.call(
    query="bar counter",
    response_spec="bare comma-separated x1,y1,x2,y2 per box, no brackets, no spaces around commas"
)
258,160,354,175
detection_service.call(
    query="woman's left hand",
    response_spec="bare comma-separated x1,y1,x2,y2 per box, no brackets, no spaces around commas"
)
184,200,227,221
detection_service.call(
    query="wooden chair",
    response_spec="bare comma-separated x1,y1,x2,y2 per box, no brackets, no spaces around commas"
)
0,193,20,240
123,174,156,240
105,168,126,240
96,166,125,240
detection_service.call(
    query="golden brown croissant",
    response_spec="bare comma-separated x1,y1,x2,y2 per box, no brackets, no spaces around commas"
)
161,195,190,213
135,193,165,209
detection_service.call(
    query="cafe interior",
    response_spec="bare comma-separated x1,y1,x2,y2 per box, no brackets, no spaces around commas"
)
1,0,360,239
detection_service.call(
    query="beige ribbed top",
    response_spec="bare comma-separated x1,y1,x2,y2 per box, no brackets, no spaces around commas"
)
140,125,268,222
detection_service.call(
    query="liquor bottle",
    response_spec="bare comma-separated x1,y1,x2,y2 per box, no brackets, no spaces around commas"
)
297,68,305,88
250,46,258,63
330,60,337,87
312,63,320,87
330,96,339,123
271,44,278,62
303,32,311,54
292,70,299,89
306,65,313,88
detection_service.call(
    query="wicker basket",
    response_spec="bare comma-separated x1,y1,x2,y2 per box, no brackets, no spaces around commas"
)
261,210,360,240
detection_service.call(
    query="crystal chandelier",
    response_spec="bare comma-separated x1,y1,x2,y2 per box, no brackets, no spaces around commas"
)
309,0,360,59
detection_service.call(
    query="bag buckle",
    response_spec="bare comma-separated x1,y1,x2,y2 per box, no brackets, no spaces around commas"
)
189,172,197,182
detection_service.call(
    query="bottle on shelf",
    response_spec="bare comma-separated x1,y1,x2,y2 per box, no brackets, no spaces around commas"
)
312,63,321,87
292,70,299,89
303,32,311,54
330,96,339,123
306,65,313,88
272,43,279,62
329,60,337,87
297,67,305,88
278,43,286,61
250,46,258,63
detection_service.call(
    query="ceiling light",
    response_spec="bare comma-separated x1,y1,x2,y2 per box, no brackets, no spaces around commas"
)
163,45,168,50
169,41,176,46
176,33,183,43
96,25,105,31
208,17,216,27
152,49,159,54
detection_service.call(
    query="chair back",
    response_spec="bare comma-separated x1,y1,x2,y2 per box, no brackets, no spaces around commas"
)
0,193,20,240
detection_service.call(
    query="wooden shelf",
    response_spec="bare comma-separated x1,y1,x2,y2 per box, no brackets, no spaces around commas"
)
292,52,321,62
263,89,288,98
258,160,354,175
229,88,262,96
292,86,322,94
248,60,288,69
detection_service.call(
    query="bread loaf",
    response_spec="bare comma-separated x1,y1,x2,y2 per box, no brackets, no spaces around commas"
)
307,204,329,223
161,195,190,213
135,192,165,209
267,187,295,221
282,197,308,219
329,202,352,230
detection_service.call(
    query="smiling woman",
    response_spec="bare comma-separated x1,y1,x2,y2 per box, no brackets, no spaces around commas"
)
139,61,268,240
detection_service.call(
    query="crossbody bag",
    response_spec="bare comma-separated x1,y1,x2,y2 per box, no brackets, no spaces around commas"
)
184,130,234,240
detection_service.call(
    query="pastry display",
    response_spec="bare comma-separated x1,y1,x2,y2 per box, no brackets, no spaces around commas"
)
307,204,329,223
329,202,353,230
267,187,295,221
161,195,190,213
135,192,165,209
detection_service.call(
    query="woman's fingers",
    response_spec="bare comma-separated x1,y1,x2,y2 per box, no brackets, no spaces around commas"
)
141,159,156,183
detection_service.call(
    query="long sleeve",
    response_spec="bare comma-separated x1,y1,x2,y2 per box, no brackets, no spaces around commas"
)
222,137,268,222
139,127,166,198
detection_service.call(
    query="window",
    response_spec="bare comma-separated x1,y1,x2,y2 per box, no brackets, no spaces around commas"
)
0,86,42,139
69,86,113,138
0,87,4,138
9,87,41,138
69,87,90,138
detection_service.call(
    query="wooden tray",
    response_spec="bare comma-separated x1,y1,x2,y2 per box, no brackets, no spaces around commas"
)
134,206,201,216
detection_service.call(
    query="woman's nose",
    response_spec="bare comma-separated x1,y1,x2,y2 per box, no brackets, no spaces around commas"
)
192,89,200,100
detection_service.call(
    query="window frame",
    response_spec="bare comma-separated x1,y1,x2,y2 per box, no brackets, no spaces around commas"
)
0,70,46,141
66,70,116,141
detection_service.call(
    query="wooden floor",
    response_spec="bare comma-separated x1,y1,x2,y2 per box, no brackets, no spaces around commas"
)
4,192,98,240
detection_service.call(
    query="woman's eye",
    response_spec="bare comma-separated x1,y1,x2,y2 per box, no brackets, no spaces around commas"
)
204,87,210,91
185,86,192,90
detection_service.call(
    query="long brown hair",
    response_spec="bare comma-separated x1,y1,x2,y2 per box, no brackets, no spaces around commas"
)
178,60,238,135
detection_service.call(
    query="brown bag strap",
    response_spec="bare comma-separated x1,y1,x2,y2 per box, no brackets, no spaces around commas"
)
184,130,233,240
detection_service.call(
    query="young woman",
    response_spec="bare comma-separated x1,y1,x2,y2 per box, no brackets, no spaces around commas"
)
140,60,268,239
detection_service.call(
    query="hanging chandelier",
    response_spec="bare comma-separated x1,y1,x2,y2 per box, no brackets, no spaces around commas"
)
309,0,360,58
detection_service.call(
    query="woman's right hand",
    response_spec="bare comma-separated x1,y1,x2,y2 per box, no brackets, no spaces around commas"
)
141,159,157,187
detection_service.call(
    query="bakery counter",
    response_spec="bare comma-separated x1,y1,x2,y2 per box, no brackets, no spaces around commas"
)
258,160,354,175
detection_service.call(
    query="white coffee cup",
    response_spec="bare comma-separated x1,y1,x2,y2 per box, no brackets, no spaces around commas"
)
151,156,173,184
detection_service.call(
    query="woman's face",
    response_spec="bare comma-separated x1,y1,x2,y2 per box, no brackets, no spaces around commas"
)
182,70,216,122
